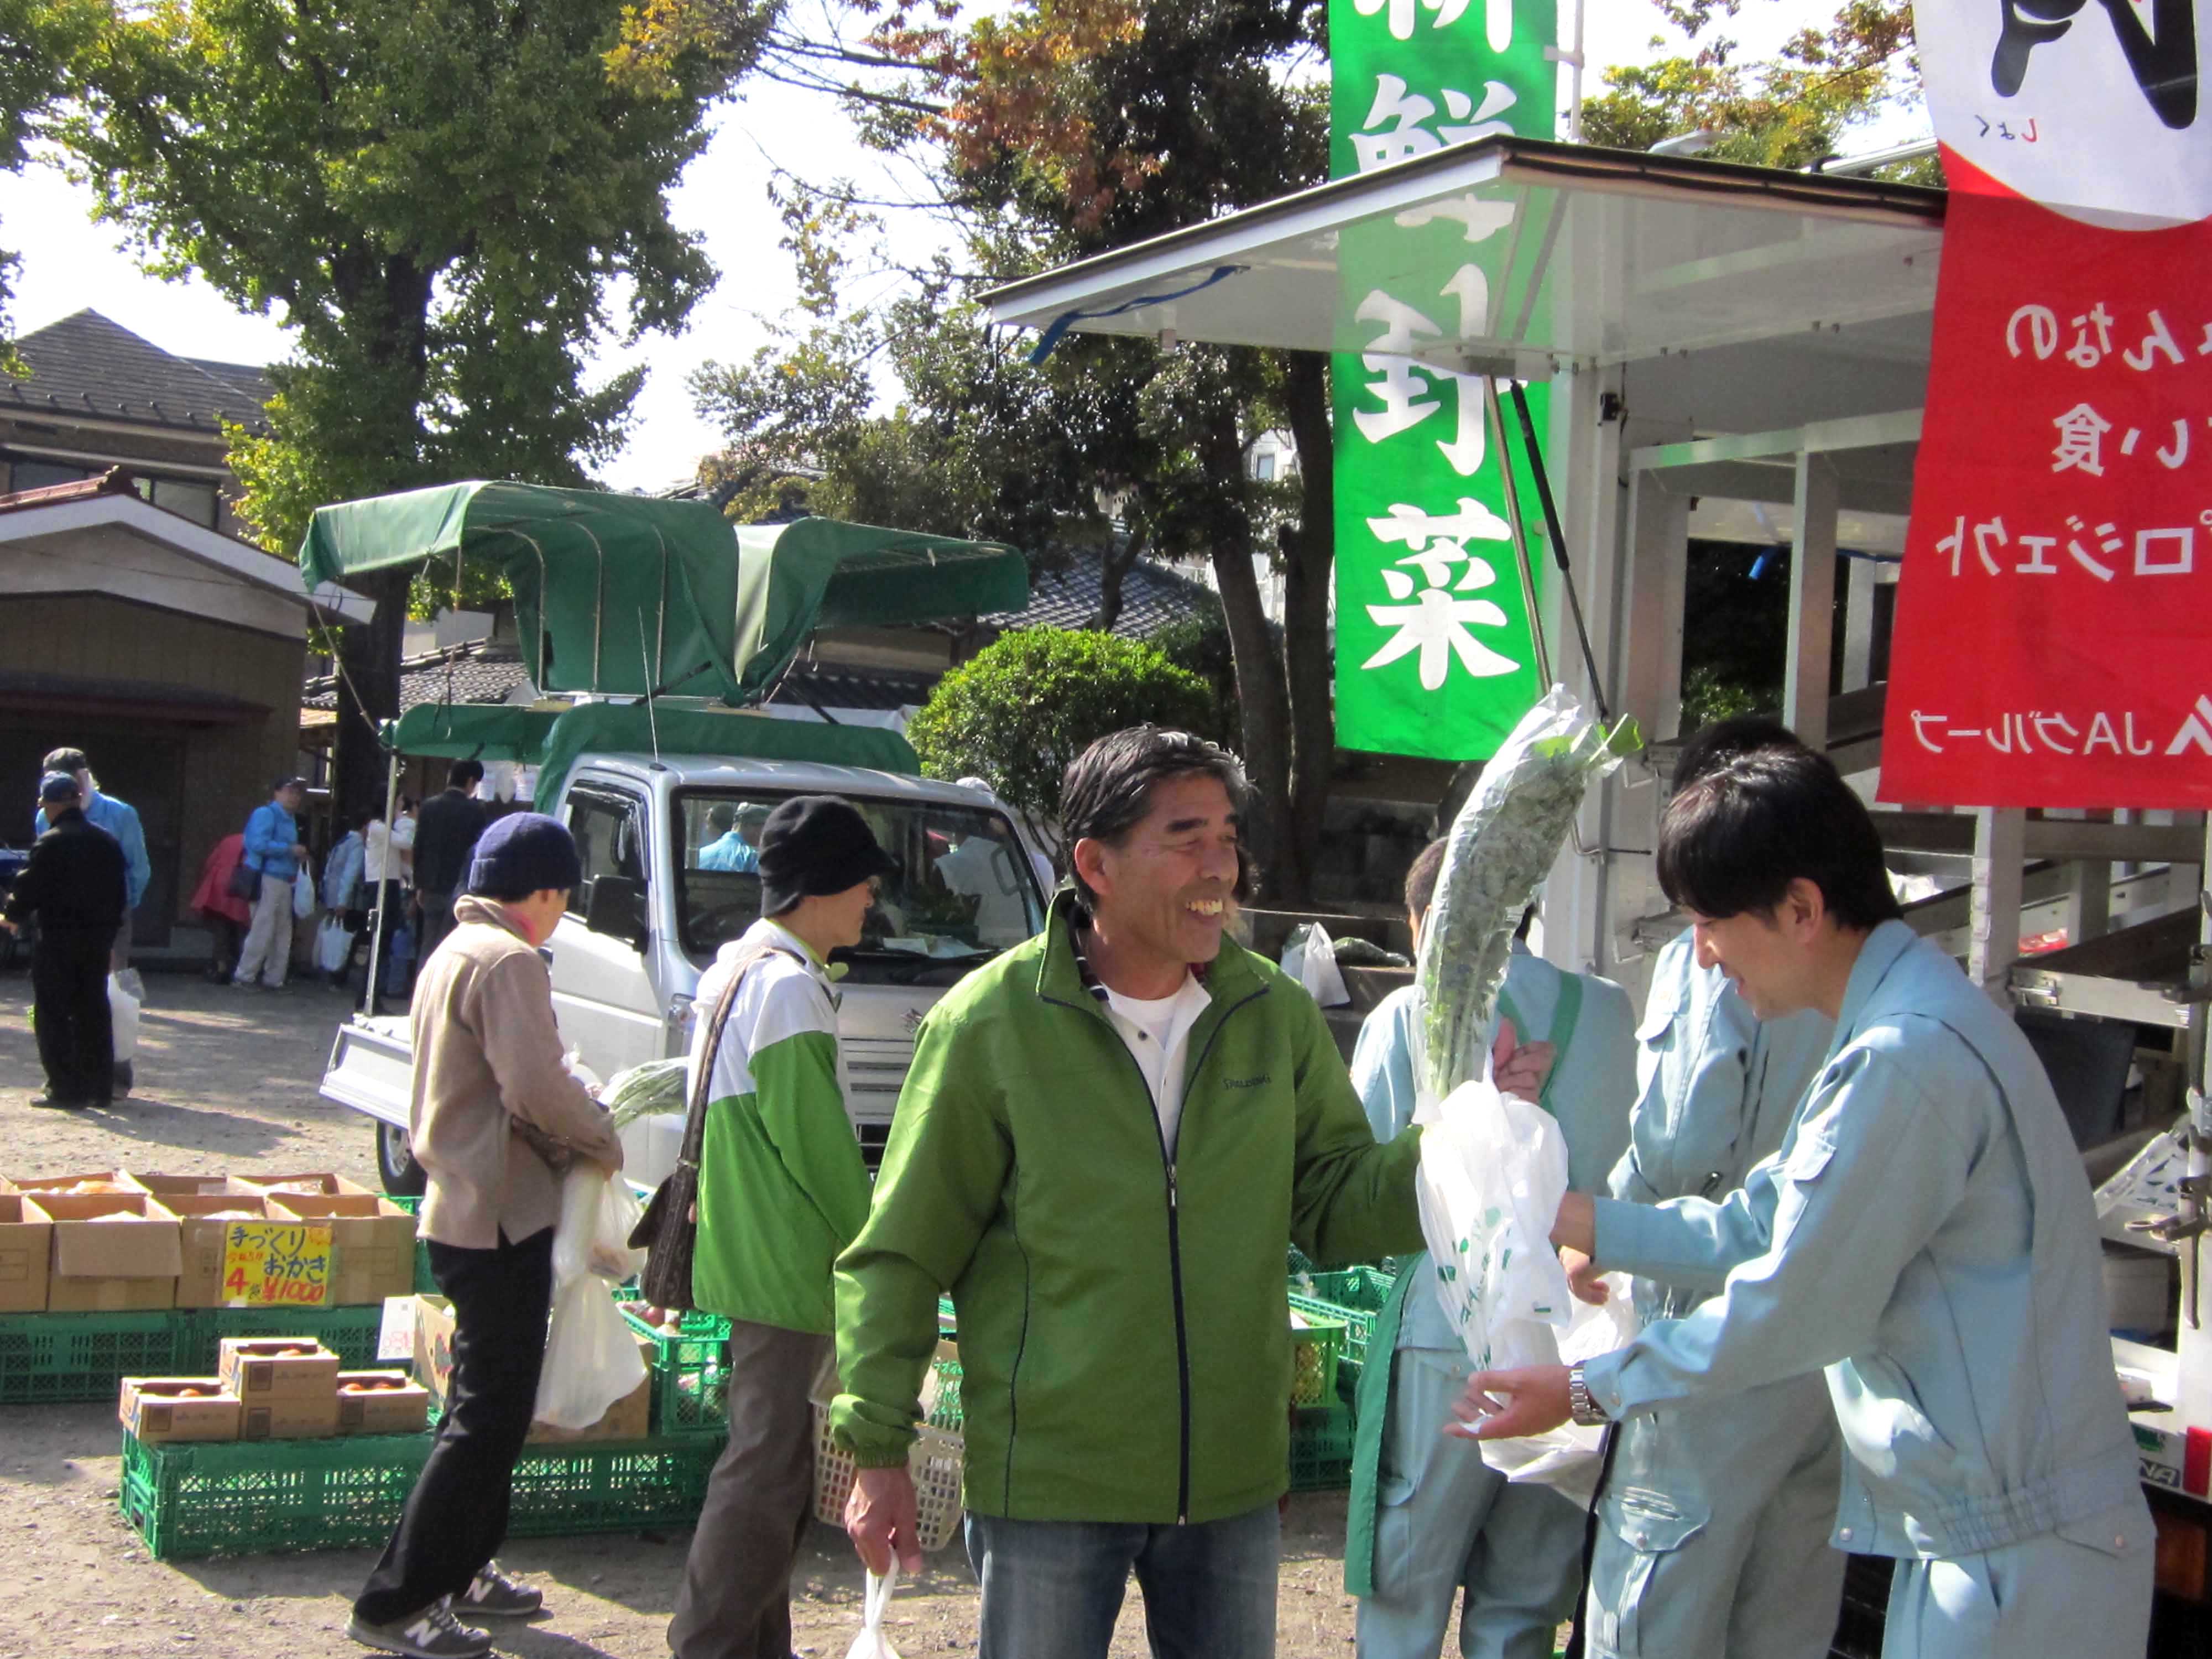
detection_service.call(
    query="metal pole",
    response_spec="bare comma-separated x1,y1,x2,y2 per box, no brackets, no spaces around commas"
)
361,745,399,1019
1483,376,1554,691
1506,380,1610,723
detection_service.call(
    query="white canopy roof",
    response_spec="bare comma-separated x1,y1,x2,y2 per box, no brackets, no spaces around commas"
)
985,137,1945,388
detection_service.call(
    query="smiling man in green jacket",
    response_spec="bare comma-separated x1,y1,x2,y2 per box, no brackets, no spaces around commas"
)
833,726,1432,1658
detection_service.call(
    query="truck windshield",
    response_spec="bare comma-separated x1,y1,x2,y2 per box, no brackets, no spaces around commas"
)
671,789,1048,980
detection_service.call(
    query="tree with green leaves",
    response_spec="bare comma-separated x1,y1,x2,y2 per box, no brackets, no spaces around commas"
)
0,0,97,371
907,627,1219,839
51,0,769,815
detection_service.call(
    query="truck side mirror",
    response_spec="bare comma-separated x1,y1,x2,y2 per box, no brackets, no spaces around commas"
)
584,874,648,950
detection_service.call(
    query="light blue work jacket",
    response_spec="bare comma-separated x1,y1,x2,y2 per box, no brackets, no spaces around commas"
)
38,790,150,910
1354,944,1637,1352
243,802,301,882
1608,928,1833,1323
1584,920,2142,1559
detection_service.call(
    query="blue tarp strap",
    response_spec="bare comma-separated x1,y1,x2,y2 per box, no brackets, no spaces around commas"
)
1026,265,1249,364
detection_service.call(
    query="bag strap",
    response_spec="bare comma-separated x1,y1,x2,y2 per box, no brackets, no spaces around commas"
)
676,939,794,1172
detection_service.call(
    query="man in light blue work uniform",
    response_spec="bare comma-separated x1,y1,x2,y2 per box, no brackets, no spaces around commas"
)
1462,748,2152,1658
35,747,149,968
699,801,766,873
1586,717,1843,1658
1347,839,1636,1659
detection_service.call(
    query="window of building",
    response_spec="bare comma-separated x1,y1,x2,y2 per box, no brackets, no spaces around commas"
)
1254,451,1276,482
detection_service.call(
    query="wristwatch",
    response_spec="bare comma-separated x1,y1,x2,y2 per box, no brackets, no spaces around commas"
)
1567,1361,1609,1426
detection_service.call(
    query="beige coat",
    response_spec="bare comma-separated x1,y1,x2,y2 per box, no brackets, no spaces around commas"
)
411,894,623,1249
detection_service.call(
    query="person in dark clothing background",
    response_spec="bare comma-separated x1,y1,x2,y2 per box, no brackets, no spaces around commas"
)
3,773,127,1107
411,760,488,971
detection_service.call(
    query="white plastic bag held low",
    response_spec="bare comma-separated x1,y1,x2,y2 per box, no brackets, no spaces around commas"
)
107,973,140,1064
315,916,352,974
291,868,317,921
1280,923,1350,1008
846,1564,904,1659
534,1167,650,1430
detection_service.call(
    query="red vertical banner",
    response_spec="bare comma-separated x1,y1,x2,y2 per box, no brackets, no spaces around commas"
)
1880,0,2212,809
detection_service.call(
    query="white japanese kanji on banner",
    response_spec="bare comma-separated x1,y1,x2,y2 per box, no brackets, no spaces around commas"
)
1881,0,2212,807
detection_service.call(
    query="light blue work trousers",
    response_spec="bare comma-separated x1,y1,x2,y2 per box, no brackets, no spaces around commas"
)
1879,1498,2152,1659
1584,1372,1843,1658
1357,1348,1584,1659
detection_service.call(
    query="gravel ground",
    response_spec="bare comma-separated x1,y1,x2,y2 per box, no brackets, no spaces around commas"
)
0,971,1371,1658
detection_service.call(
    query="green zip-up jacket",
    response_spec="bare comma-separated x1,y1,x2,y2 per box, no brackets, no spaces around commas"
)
831,894,1426,1524
690,918,871,1335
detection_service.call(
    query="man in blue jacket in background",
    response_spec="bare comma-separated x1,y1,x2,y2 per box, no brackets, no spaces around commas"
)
35,747,148,969
1346,839,1636,1658
232,776,310,990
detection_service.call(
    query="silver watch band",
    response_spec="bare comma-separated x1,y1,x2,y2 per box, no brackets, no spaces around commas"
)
1567,1361,1609,1426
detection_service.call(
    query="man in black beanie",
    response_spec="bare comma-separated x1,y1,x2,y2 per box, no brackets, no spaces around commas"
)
669,795,898,1659
351,811,623,1659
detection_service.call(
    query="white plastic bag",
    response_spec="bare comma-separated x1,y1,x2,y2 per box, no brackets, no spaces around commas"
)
844,1564,904,1659
316,916,352,973
533,1167,650,1430
1413,1073,1639,1504
291,869,317,920
1280,923,1350,1008
107,973,140,1064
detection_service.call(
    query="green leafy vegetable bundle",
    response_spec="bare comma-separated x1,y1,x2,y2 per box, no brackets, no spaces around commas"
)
1415,689,1637,1102
604,1058,688,1129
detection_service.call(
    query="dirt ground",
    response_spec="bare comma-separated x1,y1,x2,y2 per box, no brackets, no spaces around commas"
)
0,970,1368,1659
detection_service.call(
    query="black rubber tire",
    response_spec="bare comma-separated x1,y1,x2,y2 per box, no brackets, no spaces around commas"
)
377,1119,427,1197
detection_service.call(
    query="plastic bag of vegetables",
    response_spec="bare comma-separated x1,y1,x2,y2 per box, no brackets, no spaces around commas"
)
1413,687,1636,1103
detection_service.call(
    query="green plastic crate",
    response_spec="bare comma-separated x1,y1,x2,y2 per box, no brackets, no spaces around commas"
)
0,1310,187,1404
1287,1403,1355,1492
1291,1264,1398,1374
620,1306,732,1437
120,1428,723,1560
185,1304,389,1370
1288,1306,1345,1408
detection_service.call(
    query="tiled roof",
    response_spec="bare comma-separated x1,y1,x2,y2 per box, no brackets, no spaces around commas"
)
0,468,138,515
302,641,533,713
3,310,273,436
984,550,1214,639
186,357,279,411
303,644,942,717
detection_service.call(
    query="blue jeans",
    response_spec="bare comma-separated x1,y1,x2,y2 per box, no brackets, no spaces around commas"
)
964,1502,1280,1659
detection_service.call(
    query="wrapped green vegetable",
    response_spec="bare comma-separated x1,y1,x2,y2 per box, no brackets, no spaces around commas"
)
1415,689,1637,1102
603,1057,688,1129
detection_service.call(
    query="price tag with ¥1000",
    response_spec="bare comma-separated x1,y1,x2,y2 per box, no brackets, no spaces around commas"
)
220,1222,333,1307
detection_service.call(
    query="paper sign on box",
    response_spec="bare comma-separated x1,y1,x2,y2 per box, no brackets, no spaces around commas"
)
267,1193,414,1305
161,1194,282,1308
217,1220,335,1308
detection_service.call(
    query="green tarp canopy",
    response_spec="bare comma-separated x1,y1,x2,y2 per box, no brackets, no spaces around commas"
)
385,701,920,810
297,482,1029,703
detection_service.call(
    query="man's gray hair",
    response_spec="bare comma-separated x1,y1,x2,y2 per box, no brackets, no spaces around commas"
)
1060,726,1250,909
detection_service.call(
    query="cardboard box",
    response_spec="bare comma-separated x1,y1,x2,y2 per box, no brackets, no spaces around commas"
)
226,1172,375,1200
119,1378,242,1444
163,1194,284,1308
411,1293,652,1443
41,1193,181,1311
132,1172,238,1202
10,1170,149,1199
240,1391,341,1440
267,1193,416,1305
336,1370,431,1436
0,1193,53,1313
218,1337,341,1401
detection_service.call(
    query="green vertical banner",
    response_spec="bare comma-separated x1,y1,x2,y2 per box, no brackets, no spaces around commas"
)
1329,0,1558,760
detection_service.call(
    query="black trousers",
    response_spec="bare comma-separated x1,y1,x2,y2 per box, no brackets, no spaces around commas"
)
32,928,112,1102
354,1226,555,1625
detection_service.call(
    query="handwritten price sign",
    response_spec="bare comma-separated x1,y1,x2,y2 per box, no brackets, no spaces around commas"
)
220,1221,333,1307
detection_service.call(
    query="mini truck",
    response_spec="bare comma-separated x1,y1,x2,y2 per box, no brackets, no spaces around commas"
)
302,482,1049,1194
